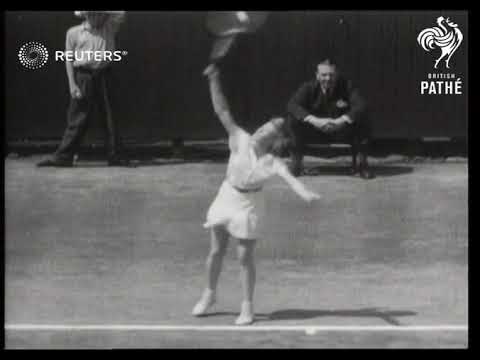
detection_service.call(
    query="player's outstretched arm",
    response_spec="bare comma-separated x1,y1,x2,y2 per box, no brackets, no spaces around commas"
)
274,158,321,203
204,64,241,136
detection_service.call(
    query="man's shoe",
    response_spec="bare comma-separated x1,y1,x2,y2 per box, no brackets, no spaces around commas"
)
107,158,132,167
36,157,73,167
359,167,375,179
348,166,359,176
289,162,304,177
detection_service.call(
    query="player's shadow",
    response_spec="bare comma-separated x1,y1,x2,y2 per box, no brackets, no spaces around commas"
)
265,307,417,325
202,307,416,326
303,165,413,178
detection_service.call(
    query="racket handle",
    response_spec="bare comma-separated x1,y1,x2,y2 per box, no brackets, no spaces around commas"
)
209,35,237,62
203,64,219,78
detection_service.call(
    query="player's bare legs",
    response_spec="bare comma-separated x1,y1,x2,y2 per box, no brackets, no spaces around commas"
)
192,226,229,316
235,239,256,325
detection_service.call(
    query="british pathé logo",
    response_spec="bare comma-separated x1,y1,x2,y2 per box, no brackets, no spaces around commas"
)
417,16,464,95
420,73,462,95
417,16,463,69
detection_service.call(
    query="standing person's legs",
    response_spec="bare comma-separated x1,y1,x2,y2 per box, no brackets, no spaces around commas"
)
353,118,374,179
235,238,256,325
287,117,308,176
331,123,358,174
192,226,230,316
330,121,374,178
97,68,124,165
37,69,94,167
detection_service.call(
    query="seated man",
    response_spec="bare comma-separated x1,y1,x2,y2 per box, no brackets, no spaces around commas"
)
286,59,374,179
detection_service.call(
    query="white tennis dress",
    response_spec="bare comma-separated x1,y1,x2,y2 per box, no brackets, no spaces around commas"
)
204,130,283,239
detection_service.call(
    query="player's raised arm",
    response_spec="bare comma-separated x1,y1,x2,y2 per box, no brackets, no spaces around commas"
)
274,158,321,203
74,11,87,18
204,64,241,136
104,11,126,33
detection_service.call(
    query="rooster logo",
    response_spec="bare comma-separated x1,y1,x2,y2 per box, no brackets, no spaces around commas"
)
417,16,463,69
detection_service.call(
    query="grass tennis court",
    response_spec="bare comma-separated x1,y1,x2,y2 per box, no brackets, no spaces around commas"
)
5,154,468,348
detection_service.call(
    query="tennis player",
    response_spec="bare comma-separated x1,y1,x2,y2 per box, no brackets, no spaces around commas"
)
192,63,321,325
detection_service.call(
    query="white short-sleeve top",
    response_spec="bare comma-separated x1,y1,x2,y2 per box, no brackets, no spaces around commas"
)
226,129,284,190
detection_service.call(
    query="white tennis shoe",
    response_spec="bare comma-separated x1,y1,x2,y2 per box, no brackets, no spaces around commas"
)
192,289,216,316
235,301,254,325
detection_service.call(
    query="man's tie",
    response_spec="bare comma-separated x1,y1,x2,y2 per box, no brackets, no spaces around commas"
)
322,86,331,100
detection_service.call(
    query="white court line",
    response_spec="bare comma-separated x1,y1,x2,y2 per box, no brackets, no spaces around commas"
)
4,324,468,332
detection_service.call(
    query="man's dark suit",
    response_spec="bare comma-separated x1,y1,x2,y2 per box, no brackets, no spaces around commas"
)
286,75,373,177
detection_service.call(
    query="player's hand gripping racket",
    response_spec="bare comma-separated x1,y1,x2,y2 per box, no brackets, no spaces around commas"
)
205,11,269,63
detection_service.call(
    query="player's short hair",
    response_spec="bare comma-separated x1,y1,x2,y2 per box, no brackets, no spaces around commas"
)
270,117,285,132
268,117,293,157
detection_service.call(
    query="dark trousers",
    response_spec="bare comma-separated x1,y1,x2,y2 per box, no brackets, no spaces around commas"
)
288,116,372,170
54,66,119,160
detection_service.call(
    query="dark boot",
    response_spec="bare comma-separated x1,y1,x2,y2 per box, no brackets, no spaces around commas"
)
349,148,359,176
358,152,374,179
288,151,304,177
107,156,132,167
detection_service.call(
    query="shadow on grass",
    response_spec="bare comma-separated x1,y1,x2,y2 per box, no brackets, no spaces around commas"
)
71,146,229,167
266,308,417,325
71,159,212,168
200,307,417,326
303,165,414,178
25,146,413,175
32,148,228,168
